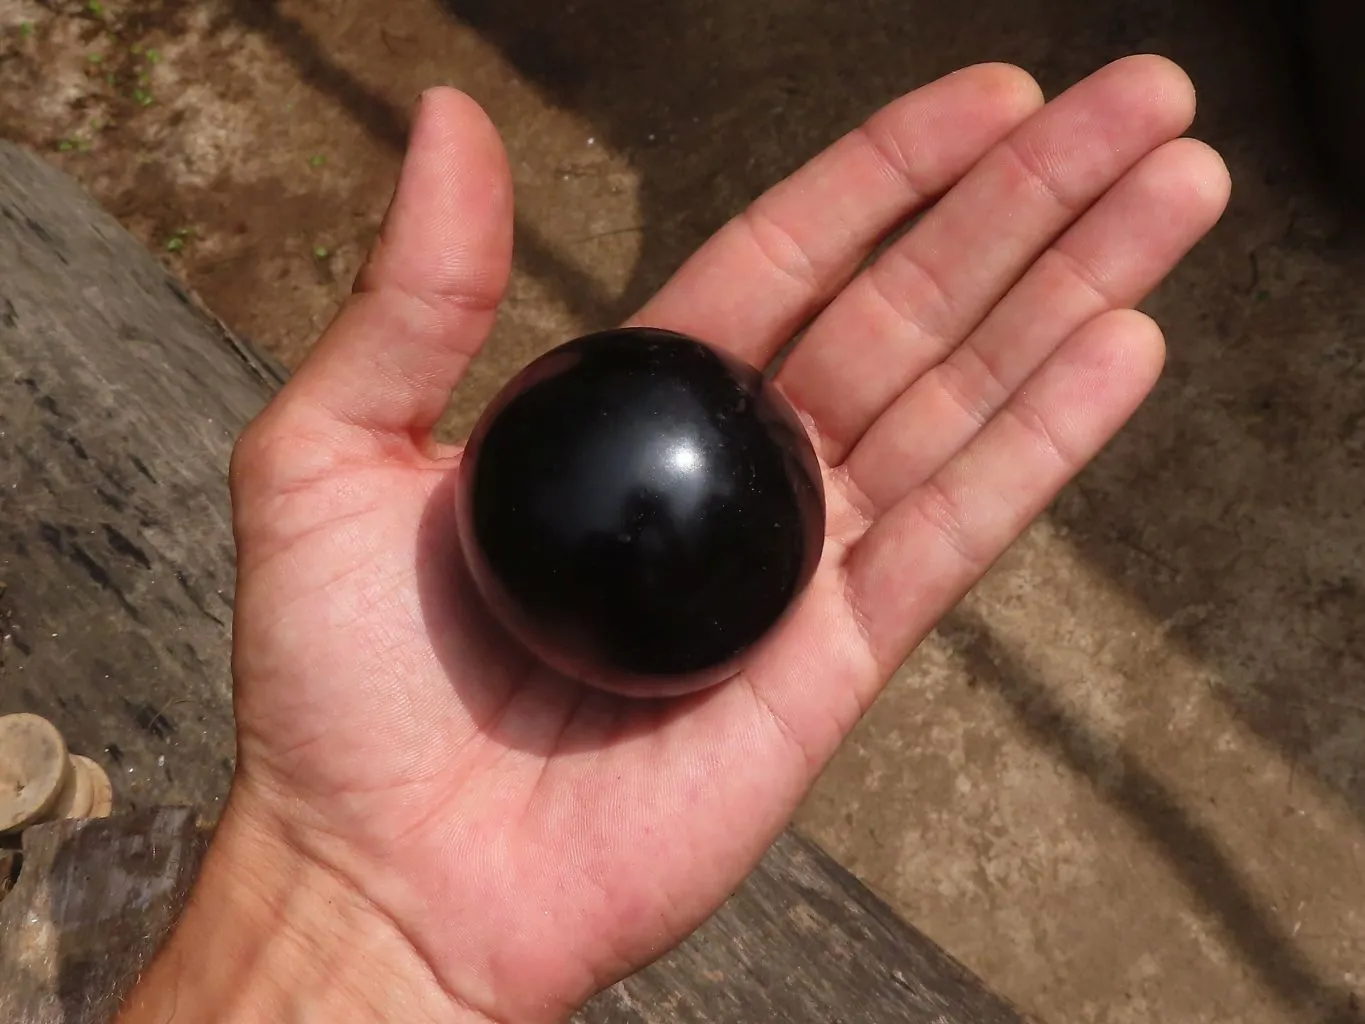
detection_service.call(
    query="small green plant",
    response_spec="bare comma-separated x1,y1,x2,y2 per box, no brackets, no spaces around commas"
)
165,227,192,253
87,52,104,64
146,48,161,64
308,154,326,168
20,21,34,38
131,87,153,107
87,0,104,17
313,244,330,260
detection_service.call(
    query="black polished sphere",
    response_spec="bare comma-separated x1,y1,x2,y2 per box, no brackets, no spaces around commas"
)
455,327,826,696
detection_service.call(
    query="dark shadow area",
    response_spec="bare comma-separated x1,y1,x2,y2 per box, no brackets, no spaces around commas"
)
941,607,1365,1024
441,0,1097,319
413,462,724,759
1043,0,1365,813
437,0,1365,306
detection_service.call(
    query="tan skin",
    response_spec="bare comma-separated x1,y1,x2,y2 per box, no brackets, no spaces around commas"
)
117,55,1229,1024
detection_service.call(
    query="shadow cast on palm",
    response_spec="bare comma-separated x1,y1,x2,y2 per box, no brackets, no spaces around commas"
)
413,464,732,759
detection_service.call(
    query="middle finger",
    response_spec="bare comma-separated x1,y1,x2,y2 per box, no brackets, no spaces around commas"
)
776,54,1196,463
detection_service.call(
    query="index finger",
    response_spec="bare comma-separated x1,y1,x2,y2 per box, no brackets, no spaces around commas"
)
629,63,1044,369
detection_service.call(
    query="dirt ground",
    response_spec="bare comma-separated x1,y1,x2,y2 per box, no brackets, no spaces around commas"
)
4,0,1365,1022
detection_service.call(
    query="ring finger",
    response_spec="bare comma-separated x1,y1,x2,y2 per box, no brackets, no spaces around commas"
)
845,136,1231,513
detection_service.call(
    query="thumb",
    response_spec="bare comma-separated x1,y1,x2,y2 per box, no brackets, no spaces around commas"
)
273,88,514,446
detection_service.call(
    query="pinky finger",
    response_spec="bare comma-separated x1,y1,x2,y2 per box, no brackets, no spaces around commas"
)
845,307,1165,678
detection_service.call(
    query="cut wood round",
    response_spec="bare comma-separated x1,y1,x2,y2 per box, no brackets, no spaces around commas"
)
0,713,70,834
75,755,114,819
49,754,95,819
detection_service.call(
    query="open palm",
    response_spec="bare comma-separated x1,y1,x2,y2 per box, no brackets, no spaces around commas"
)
222,56,1227,1023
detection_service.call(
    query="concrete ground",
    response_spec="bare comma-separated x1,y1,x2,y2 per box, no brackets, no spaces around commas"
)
3,0,1364,1021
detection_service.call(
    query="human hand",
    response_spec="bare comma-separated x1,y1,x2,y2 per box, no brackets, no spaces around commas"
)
119,54,1228,1024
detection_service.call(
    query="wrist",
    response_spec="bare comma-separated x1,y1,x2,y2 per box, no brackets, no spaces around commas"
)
116,783,496,1024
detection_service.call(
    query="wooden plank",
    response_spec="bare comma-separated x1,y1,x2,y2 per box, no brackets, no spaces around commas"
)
578,828,1036,1022
0,138,284,819
0,809,201,1024
0,140,1035,1023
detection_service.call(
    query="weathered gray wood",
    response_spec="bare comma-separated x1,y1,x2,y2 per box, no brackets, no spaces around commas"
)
0,808,201,1024
0,140,1035,1023
0,140,286,819
577,828,1036,1023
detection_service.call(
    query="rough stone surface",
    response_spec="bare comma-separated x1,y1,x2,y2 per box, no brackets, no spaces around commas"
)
1,0,1363,1021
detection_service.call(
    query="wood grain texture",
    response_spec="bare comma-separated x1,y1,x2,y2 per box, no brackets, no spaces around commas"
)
577,828,1035,1023
0,140,284,820
0,140,1034,1023
0,809,201,1024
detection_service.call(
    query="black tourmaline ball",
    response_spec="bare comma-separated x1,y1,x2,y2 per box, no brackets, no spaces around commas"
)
455,327,826,696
